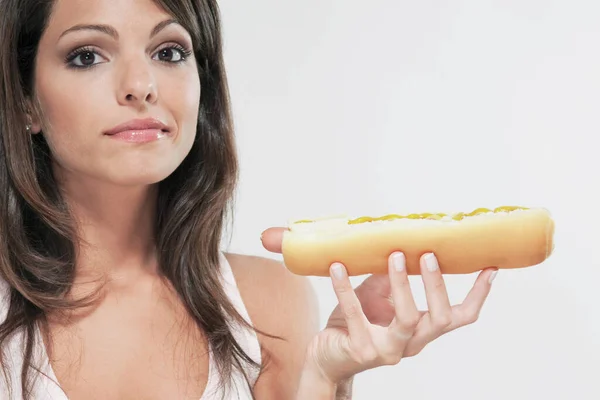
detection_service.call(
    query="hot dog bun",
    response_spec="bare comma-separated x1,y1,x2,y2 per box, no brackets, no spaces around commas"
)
281,206,555,276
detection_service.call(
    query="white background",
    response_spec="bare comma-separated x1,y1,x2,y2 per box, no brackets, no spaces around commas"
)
218,1,599,399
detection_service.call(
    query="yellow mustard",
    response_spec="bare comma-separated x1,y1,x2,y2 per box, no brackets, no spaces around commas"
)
293,206,528,224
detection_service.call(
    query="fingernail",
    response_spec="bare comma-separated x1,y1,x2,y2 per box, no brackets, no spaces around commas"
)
392,252,405,272
331,263,346,280
489,270,498,284
424,253,439,272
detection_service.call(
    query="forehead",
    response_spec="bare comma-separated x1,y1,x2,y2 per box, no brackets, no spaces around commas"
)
45,0,172,37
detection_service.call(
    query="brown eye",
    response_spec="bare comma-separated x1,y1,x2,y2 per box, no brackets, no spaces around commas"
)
152,45,192,64
158,48,180,62
65,47,107,69
77,51,96,66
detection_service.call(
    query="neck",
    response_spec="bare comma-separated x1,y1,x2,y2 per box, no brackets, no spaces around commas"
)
60,177,160,284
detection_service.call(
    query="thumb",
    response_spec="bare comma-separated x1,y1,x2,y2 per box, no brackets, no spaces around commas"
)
354,273,392,300
260,227,287,253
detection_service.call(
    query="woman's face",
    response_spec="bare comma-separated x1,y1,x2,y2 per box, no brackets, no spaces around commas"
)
32,0,201,187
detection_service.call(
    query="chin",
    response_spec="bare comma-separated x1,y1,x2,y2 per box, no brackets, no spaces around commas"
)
101,159,185,187
110,172,173,187
103,141,194,186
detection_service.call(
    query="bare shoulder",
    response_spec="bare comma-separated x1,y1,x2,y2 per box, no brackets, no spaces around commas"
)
224,253,321,397
224,252,320,333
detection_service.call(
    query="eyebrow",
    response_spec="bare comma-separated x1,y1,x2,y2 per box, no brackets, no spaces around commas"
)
58,18,179,41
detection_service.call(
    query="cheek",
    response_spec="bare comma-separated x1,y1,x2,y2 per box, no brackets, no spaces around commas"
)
172,73,201,129
35,75,106,167
166,71,201,150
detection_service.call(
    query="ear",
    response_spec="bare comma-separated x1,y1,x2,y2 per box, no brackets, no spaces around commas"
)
24,98,42,134
28,119,42,135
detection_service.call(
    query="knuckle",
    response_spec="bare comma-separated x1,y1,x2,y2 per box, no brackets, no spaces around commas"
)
463,310,480,325
398,313,420,332
396,278,411,288
403,345,421,358
456,305,480,325
342,302,362,319
335,282,354,295
433,278,446,290
357,346,379,364
432,313,453,329
383,352,403,366
407,313,421,328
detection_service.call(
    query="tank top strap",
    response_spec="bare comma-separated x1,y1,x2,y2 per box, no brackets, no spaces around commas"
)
218,252,262,380
201,253,262,399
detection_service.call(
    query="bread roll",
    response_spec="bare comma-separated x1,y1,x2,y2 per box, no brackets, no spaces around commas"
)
281,206,555,276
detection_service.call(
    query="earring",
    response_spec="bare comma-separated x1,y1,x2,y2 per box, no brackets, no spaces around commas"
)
26,124,32,134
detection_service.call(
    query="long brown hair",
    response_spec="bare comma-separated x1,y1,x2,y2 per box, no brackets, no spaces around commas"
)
0,0,265,398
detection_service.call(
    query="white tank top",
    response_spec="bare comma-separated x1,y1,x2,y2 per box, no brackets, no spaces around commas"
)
0,252,262,399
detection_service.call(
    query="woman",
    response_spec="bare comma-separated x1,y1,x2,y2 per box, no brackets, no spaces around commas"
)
0,0,498,399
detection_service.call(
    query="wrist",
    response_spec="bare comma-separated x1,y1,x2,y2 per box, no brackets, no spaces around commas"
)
296,364,337,399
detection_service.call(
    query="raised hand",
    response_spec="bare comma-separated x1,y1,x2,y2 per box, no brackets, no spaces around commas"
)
306,252,497,383
261,227,497,385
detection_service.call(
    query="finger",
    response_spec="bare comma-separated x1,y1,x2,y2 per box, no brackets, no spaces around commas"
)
400,253,453,356
444,267,498,332
387,252,420,340
420,253,453,332
330,263,371,340
260,227,286,253
404,267,498,357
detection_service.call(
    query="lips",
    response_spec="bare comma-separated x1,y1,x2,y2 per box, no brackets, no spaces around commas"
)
104,118,170,136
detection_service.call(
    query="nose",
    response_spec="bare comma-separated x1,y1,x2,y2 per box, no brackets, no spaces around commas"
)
117,57,158,108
